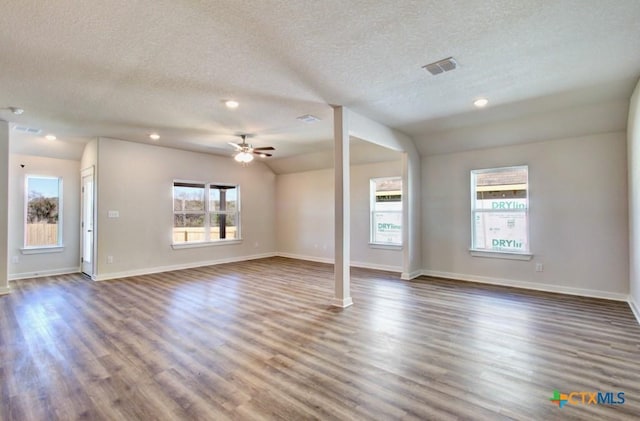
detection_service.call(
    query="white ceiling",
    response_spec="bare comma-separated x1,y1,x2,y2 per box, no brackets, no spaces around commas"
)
1,1,639,163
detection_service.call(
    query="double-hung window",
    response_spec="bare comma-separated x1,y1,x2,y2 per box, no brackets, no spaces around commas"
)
471,166,529,255
370,177,402,246
25,175,63,249
173,182,240,244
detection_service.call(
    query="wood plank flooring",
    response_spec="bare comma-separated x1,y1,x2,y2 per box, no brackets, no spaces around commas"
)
1,256,639,420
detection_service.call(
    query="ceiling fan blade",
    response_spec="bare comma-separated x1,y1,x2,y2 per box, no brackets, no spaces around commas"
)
227,142,242,150
252,146,275,151
253,152,272,157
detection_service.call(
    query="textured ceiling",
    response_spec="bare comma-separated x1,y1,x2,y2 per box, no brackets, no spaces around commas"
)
1,0,640,162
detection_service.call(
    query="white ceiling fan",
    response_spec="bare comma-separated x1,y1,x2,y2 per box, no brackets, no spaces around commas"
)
228,134,275,163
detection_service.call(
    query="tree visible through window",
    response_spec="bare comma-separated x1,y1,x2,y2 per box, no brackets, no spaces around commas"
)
173,182,239,244
370,177,402,245
173,182,205,243
25,176,62,247
471,166,529,254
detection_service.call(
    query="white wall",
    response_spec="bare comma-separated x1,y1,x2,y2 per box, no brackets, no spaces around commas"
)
423,132,629,299
277,168,333,261
93,138,276,280
349,110,422,278
0,121,9,293
8,154,81,279
276,160,403,272
628,79,640,318
81,138,98,171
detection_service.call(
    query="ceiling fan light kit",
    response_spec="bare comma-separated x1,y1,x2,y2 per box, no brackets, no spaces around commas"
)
234,151,254,163
225,100,239,109
229,134,275,164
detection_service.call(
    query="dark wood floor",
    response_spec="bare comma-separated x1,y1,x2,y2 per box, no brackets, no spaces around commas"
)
1,257,639,420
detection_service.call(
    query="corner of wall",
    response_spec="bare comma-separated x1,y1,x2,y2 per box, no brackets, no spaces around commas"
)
629,295,640,326
628,78,640,312
0,121,9,292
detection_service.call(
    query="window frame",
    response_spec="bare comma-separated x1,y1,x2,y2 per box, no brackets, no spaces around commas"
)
172,180,241,248
208,184,241,241
369,176,403,248
23,175,64,252
470,165,531,260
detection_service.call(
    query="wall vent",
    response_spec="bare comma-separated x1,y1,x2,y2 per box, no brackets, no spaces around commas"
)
13,126,41,135
423,57,457,75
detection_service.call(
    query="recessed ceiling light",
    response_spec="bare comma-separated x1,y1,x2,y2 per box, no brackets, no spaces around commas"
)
45,134,56,141
9,107,24,115
225,100,239,109
473,98,489,108
149,133,160,140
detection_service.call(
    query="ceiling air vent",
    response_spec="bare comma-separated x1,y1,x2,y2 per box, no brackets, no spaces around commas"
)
13,125,42,135
422,57,457,75
296,114,321,123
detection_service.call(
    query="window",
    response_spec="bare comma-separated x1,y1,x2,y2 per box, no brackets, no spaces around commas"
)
209,185,239,240
25,176,62,248
471,166,529,255
173,182,240,244
370,177,402,246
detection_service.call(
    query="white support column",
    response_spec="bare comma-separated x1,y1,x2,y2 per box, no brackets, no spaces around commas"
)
333,106,353,308
0,121,10,295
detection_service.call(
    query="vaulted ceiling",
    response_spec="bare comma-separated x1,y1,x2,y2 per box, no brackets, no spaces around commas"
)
2,1,639,164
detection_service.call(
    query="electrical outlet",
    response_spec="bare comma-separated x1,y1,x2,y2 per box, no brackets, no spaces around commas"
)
107,255,114,264
11,256,19,264
535,263,543,272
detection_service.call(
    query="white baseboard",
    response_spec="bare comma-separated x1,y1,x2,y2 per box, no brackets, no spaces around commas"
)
352,260,401,273
276,252,402,273
420,269,629,301
332,297,354,308
0,285,10,295
276,252,334,265
8,266,81,281
94,252,277,281
401,270,422,280
629,295,640,325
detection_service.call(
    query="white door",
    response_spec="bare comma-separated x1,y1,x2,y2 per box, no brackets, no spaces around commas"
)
81,168,94,276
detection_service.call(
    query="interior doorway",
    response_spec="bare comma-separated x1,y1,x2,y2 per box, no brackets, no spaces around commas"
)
81,167,95,277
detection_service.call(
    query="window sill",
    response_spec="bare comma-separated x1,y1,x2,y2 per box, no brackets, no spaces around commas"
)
369,243,403,251
171,239,243,250
21,246,65,255
469,249,532,261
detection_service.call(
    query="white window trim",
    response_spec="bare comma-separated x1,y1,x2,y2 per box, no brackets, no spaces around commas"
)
24,175,63,248
470,165,530,256
172,181,241,246
20,246,65,255
469,249,532,260
370,176,403,247
369,243,403,251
